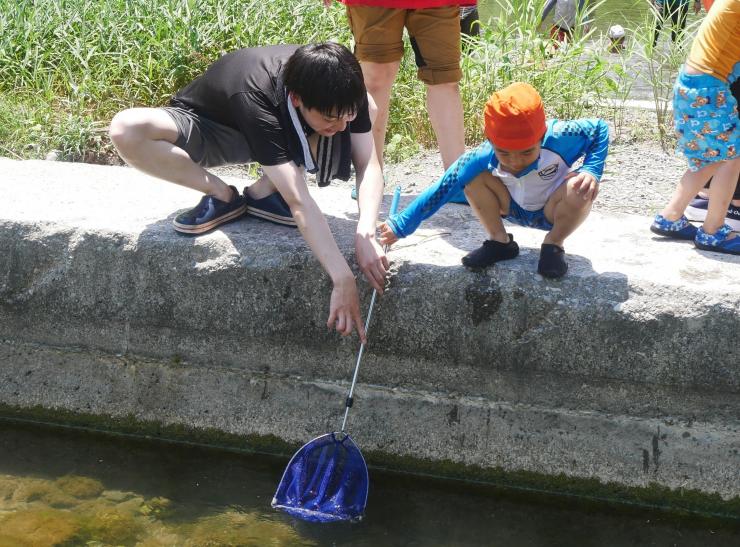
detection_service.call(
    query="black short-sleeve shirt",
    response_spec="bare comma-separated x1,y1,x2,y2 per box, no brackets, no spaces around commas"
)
170,45,371,167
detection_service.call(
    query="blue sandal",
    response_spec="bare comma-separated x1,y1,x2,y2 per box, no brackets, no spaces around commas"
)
694,224,740,255
650,214,698,240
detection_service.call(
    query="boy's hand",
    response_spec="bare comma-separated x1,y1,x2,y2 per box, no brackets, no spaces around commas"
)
378,222,399,247
566,171,599,202
355,233,389,294
328,275,367,344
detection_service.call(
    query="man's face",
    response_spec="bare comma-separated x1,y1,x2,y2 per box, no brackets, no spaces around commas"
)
492,142,541,176
292,95,357,137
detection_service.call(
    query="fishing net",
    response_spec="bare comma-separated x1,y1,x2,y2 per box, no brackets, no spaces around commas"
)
272,432,368,523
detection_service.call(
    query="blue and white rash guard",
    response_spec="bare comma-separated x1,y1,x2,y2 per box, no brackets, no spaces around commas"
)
387,118,609,238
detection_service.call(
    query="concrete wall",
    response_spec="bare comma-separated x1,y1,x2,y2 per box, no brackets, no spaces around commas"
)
1,158,738,505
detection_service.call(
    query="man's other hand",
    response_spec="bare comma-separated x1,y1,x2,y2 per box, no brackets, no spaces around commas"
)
355,232,389,293
327,275,367,344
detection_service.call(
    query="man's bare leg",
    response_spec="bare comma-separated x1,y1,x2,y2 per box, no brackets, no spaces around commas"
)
426,81,465,169
359,61,401,168
109,107,233,202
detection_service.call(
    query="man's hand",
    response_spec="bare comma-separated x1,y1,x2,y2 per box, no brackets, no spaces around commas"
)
566,171,599,202
378,222,399,247
327,275,366,344
355,232,389,293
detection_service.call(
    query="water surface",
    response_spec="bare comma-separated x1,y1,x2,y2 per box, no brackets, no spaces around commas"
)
0,421,737,546
480,0,661,33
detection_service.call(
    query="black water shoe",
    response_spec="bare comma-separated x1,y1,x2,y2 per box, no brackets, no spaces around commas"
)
461,235,519,270
538,243,568,278
173,185,246,235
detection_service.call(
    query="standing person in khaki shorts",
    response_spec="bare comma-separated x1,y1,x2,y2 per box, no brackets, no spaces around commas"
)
329,0,475,174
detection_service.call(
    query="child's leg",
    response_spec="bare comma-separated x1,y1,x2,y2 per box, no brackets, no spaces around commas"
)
461,172,519,269
542,176,593,247
659,162,721,222
463,171,511,244
703,158,740,236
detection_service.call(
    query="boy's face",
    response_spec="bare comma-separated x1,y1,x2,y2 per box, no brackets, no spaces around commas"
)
292,94,357,137
492,142,541,175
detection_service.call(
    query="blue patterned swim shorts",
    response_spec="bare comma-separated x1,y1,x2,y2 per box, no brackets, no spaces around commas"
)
504,199,553,231
674,67,739,172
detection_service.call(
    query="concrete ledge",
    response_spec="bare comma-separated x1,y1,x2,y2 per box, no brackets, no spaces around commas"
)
1,158,738,503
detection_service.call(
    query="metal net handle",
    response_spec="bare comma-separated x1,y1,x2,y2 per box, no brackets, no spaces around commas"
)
341,185,401,433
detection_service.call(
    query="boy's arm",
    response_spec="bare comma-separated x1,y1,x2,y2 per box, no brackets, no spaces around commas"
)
576,119,610,181
551,119,609,181
386,141,493,239
261,161,367,343
350,120,389,294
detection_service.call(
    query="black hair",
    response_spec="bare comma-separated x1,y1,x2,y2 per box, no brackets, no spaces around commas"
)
283,42,366,118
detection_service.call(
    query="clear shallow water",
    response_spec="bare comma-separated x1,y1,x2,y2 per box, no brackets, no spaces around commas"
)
480,0,659,33
478,0,704,33
0,420,737,546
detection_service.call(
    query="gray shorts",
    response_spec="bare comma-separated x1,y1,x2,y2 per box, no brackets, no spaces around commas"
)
162,106,253,168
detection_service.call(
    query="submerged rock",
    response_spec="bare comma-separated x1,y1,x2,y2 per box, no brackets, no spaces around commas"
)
0,534,30,547
82,508,142,544
0,508,81,546
101,489,133,503
55,475,105,499
139,496,173,518
183,510,315,547
0,475,19,502
11,478,77,508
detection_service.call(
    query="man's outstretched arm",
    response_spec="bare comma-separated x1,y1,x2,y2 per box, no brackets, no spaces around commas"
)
261,162,367,343
351,125,389,294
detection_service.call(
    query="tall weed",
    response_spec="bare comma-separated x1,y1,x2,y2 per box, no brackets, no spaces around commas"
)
0,0,645,161
632,0,698,151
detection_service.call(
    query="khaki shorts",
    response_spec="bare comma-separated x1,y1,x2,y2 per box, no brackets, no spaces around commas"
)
346,5,462,85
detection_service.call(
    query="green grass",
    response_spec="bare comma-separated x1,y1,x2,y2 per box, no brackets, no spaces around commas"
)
0,0,681,163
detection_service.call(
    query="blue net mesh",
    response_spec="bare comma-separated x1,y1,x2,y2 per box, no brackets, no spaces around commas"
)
272,432,368,523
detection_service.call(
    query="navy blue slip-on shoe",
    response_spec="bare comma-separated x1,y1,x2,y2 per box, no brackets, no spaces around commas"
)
726,203,740,231
685,196,708,223
686,198,740,230
650,214,698,240
245,190,297,227
173,185,246,235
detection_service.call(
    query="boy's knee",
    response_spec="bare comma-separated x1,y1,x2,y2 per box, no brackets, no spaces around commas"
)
566,190,593,211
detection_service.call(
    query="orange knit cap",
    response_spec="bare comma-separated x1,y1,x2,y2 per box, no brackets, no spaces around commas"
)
483,82,546,150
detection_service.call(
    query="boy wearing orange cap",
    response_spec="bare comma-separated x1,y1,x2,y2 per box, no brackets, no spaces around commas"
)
378,82,609,278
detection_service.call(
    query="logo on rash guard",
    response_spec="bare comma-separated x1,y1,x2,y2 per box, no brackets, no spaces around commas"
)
538,163,559,180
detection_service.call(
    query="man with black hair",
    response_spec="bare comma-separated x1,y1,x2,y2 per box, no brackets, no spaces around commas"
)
110,43,388,342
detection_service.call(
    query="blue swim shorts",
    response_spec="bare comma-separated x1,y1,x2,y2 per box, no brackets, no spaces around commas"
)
674,67,739,172
504,200,553,231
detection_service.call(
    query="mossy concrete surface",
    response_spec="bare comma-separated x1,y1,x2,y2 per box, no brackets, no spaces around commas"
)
0,158,738,509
